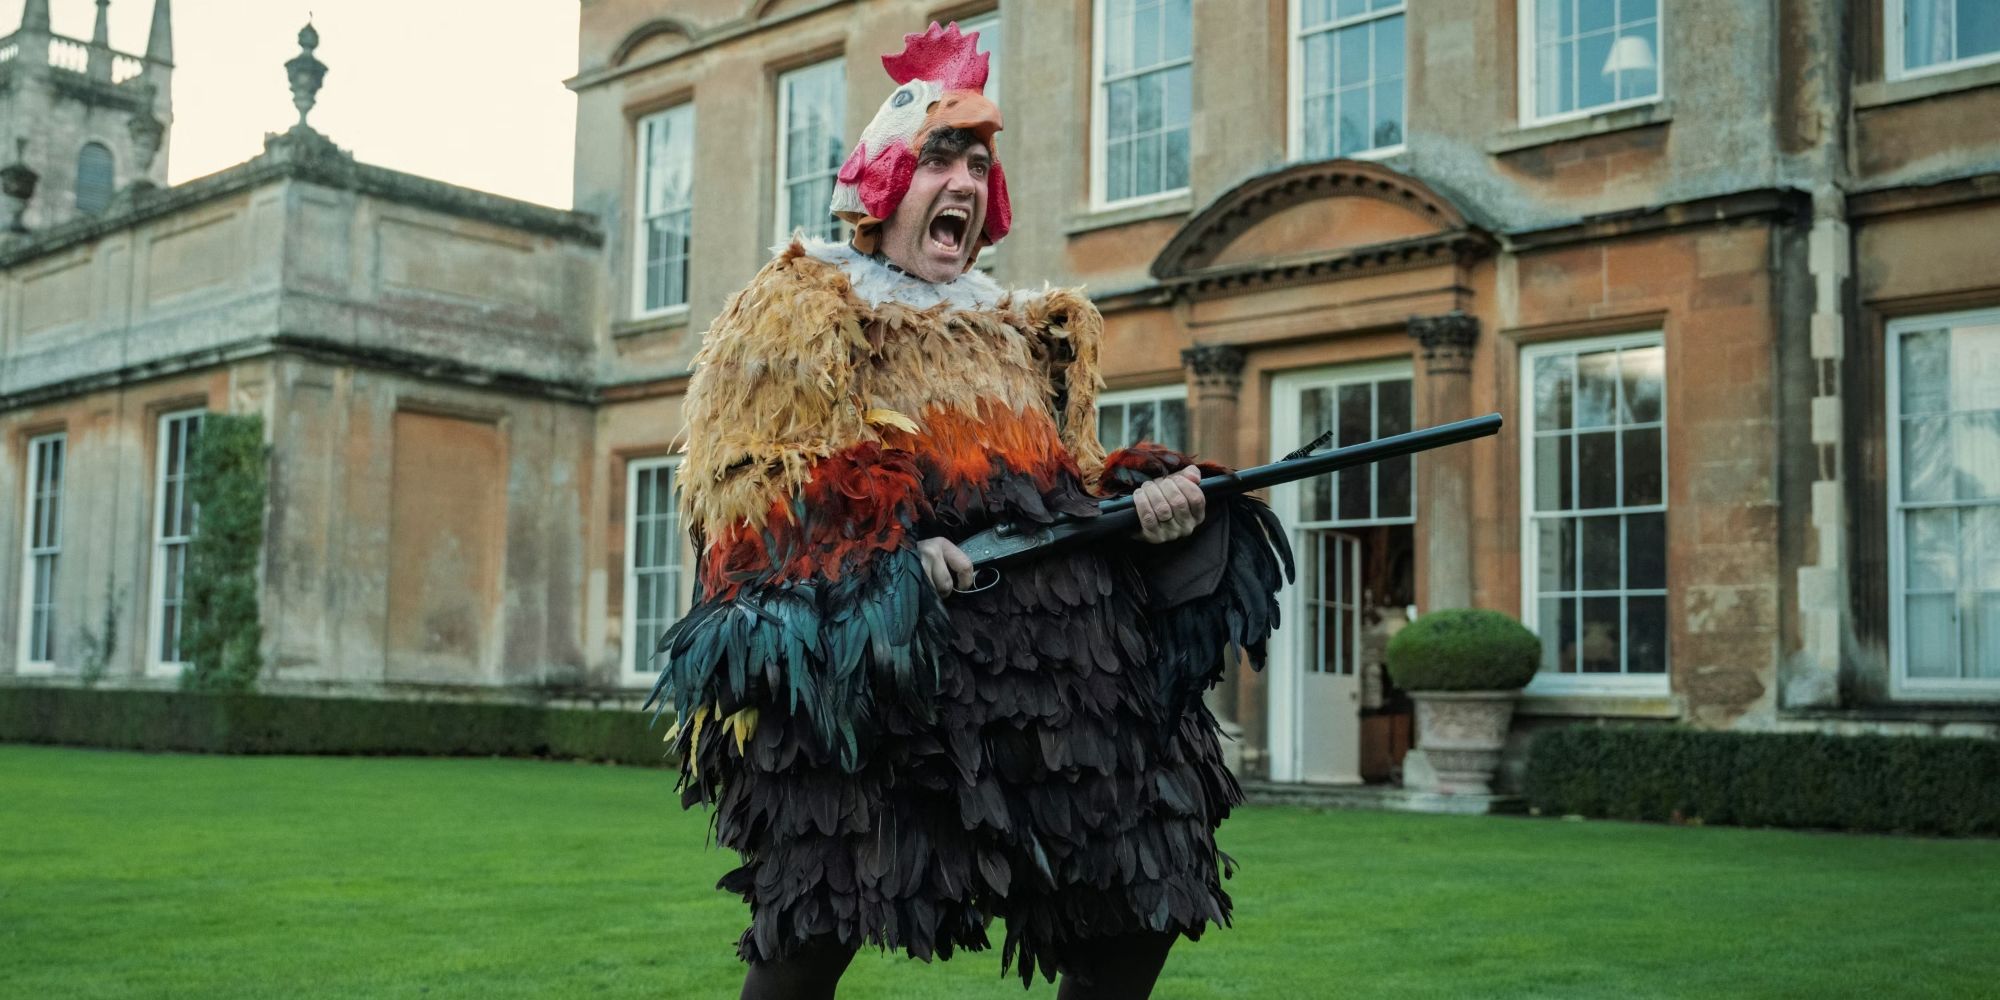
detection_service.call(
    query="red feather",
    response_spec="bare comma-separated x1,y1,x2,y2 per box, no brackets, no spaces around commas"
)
882,21,990,92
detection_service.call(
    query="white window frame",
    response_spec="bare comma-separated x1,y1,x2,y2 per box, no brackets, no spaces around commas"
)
1288,0,1408,162
148,409,204,677
1886,0,2000,81
18,432,64,675
774,58,847,246
632,103,695,322
1090,0,1194,212
1518,331,1670,697
1096,383,1192,454
623,455,692,686
1516,0,1664,128
1886,307,2000,700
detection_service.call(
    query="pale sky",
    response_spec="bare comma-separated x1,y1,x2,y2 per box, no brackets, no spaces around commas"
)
29,0,580,208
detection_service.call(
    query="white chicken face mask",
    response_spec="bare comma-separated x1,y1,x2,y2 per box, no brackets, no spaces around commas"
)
827,21,1013,261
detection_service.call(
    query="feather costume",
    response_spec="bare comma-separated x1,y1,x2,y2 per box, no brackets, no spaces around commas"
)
652,237,1291,985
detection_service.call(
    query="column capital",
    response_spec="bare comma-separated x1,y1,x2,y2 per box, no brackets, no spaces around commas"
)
1408,311,1479,375
1181,344,1246,397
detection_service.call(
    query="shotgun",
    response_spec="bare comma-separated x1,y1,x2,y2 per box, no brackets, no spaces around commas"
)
955,412,1503,574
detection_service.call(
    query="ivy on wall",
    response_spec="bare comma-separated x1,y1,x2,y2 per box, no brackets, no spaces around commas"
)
180,413,268,694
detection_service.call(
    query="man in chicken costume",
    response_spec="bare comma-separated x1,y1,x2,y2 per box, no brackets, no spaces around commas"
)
653,22,1289,999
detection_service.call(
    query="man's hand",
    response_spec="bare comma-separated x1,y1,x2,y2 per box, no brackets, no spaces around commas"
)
1133,465,1206,544
917,537,976,596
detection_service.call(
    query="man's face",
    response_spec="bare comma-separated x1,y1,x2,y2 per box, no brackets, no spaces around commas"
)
878,137,990,283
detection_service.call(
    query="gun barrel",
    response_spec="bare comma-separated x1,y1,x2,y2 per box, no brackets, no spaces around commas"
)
959,413,1502,570
1095,412,1504,518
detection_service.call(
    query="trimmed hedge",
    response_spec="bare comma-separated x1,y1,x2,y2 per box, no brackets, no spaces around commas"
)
1526,725,2000,837
1385,608,1541,691
0,687,673,767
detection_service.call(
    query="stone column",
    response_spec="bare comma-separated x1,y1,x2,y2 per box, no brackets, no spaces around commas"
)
1181,344,1258,769
1407,311,1479,612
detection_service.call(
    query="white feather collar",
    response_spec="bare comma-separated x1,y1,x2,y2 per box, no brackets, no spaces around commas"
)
793,236,1008,312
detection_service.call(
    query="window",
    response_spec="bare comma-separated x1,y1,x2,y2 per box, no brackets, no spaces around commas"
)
1093,0,1192,207
1295,368,1414,528
1290,364,1414,680
1521,335,1667,690
19,433,64,673
1293,0,1406,160
75,142,114,216
961,10,1002,103
1097,385,1190,454
1888,310,2000,697
625,457,690,682
635,104,694,316
962,11,1004,265
150,410,203,674
1890,0,2000,79
1520,0,1660,124
776,59,847,243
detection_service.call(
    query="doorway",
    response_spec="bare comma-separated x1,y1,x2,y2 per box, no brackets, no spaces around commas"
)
1269,361,1417,784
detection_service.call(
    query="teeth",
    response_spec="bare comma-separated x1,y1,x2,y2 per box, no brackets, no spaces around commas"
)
938,208,968,221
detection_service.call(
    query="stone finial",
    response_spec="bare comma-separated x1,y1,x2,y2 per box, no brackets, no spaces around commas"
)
1182,344,1248,397
21,0,51,32
91,0,112,45
1408,311,1480,375
285,21,328,129
147,0,175,65
3,139,39,234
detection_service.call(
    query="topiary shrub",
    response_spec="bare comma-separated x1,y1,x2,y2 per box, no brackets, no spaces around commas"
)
1385,608,1541,691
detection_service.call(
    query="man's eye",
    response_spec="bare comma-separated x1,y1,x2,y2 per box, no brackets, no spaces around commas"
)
970,163,989,176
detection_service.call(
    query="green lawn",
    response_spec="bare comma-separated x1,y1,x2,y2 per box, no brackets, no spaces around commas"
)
2,747,1995,999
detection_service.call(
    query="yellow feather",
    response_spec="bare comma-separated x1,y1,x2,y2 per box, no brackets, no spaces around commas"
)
863,408,921,434
726,707,759,753
685,705,710,779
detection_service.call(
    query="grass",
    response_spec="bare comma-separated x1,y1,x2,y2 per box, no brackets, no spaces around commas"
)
2,746,1996,999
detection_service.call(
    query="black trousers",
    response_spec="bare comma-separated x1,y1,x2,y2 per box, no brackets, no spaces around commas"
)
738,930,1178,1000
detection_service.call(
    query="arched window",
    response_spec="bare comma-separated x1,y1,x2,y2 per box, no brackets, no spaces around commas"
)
76,143,115,216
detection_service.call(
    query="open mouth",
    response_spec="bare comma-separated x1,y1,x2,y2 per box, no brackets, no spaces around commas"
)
927,207,970,254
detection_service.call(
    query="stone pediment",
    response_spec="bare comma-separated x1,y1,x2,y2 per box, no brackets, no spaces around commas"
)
1151,160,1491,296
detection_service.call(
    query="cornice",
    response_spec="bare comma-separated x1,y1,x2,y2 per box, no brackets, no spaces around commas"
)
0,128,601,270
1504,188,1811,253
1162,231,1494,301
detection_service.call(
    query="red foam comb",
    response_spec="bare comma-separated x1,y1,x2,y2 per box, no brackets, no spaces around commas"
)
882,21,990,92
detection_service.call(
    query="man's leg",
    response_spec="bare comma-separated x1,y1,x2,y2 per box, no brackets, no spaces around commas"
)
1055,930,1178,1000
739,938,859,1000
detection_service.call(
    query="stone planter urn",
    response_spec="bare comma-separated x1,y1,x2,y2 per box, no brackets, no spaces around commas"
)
1386,608,1542,797
1410,690,1517,795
